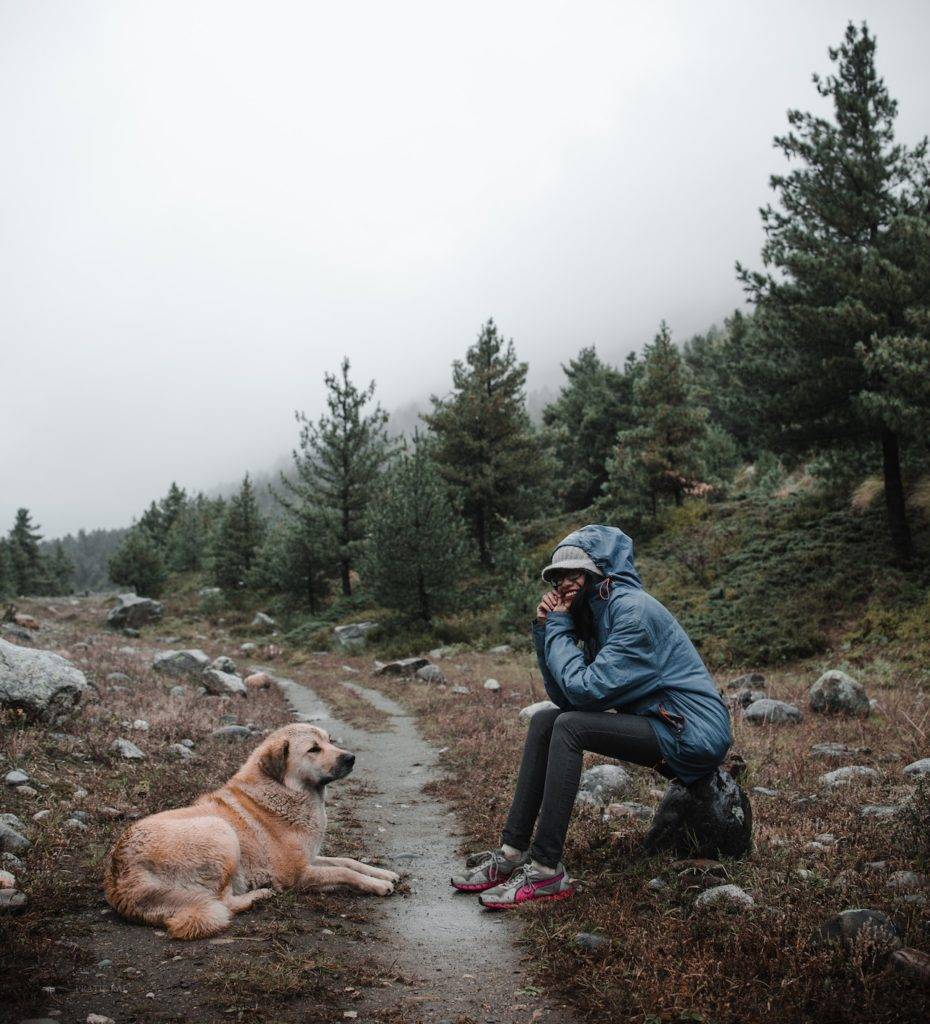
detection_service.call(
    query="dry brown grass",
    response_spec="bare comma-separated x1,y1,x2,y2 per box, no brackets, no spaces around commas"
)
363,649,930,1024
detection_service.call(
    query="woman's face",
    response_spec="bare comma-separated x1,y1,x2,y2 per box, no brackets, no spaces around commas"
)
551,569,587,608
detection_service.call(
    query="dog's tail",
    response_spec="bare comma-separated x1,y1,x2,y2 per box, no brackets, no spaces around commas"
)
164,897,232,940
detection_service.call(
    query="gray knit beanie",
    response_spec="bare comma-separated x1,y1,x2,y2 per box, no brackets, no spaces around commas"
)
541,544,602,584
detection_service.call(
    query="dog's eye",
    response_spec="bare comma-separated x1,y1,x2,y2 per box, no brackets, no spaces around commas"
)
308,745,321,753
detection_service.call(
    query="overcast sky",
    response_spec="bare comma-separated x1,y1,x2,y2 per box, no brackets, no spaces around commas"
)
3,1,929,539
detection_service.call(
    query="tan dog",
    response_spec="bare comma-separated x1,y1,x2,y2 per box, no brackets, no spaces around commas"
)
103,723,399,939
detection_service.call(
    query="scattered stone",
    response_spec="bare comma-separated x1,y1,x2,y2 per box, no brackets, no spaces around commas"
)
416,664,446,684
211,725,253,741
169,685,187,698
886,870,927,892
16,785,38,797
890,947,930,986
2,852,25,870
731,688,767,709
819,766,880,788
519,700,558,721
647,876,667,891
251,612,276,628
0,888,27,912
69,810,90,823
168,743,195,760
334,622,377,649
451,686,470,695
180,738,195,748
122,627,141,638
0,623,33,640
107,672,132,685
374,657,429,677
577,764,633,806
245,672,272,691
810,742,872,761
87,1015,116,1024
132,719,149,731
488,644,513,655
693,884,754,910
820,908,901,952
573,931,607,952
341,665,359,675
64,817,88,831
201,668,247,697
211,655,237,674
0,821,30,854
903,758,930,777
153,649,211,679
482,678,501,692
32,810,51,822
605,801,653,822
240,642,258,654
725,672,766,690
0,869,14,887
0,638,89,724
106,593,164,629
1,814,26,831
4,770,29,787
13,612,40,630
111,738,145,760
742,698,802,724
644,768,752,859
859,804,902,819
796,869,816,880
752,786,779,797
809,669,870,716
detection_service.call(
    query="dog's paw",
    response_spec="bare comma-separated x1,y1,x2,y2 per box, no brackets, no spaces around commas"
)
383,870,401,884
373,879,395,897
253,888,275,902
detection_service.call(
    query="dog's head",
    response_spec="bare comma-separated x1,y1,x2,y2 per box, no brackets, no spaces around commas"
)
255,723,355,792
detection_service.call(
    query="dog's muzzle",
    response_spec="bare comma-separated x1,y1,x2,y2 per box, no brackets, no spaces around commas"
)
333,752,356,780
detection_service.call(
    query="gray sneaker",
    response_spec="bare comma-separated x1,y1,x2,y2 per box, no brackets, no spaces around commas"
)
451,848,527,893
478,861,574,909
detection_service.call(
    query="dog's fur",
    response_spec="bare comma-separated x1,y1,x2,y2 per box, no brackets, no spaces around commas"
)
103,723,399,939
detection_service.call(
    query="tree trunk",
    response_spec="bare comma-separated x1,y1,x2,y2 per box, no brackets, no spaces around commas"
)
476,506,489,567
417,567,430,624
340,559,352,597
881,426,912,564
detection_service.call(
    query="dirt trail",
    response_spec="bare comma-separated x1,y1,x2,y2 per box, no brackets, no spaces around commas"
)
267,668,575,1024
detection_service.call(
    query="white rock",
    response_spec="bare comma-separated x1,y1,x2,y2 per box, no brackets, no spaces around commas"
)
167,743,195,760
152,649,211,679
488,644,513,655
483,678,501,692
87,1015,116,1024
903,758,930,777
577,764,632,806
0,869,14,888
416,664,446,684
73,787,88,800
111,737,145,760
0,638,89,724
809,669,870,716
4,770,29,786
742,698,802,724
819,766,880,788
132,719,150,732
693,884,754,910
210,655,237,674
201,668,247,697
519,700,558,721
32,809,51,821
251,612,276,628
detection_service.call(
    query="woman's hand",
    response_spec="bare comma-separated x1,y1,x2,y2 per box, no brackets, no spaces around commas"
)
536,590,567,624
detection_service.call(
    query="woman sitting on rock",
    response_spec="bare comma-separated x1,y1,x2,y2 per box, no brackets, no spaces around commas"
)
451,524,732,908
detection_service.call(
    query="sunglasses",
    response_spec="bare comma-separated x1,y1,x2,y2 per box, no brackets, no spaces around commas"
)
551,570,587,588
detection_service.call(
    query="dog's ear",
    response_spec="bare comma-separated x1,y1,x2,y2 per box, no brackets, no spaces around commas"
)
259,738,289,784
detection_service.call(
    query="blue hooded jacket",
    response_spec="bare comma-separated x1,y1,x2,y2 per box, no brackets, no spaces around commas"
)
533,524,732,785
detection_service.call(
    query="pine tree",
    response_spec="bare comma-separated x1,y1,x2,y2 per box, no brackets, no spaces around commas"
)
736,21,930,561
276,358,391,597
108,526,167,597
363,433,469,623
0,539,14,599
165,493,216,573
48,541,75,595
543,347,638,510
211,474,265,596
423,319,548,566
605,322,707,520
8,508,44,595
248,517,332,613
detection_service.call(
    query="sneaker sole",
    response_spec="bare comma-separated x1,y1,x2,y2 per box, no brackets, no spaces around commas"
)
479,886,575,910
450,878,501,893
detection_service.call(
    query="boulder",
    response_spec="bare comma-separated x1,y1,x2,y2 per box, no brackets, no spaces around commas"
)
903,758,930,777
819,908,902,952
0,889,27,912
576,764,633,806
152,649,211,679
251,612,275,628
808,670,870,716
211,725,253,741
106,594,164,629
210,655,237,674
886,870,927,892
111,738,145,760
167,743,195,760
573,931,607,952
201,669,247,697
0,638,88,724
4,770,29,786
732,688,767,709
742,698,802,725
0,869,14,888
643,768,752,859
810,742,872,761
334,622,377,649
519,700,559,721
374,657,429,676
890,948,930,986
819,765,880,788
693,884,754,910
0,623,32,641
416,664,446,684
483,678,501,692
240,642,258,654
0,821,30,854
725,672,766,691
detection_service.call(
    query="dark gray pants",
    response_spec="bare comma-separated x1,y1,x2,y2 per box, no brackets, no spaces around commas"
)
501,706,673,868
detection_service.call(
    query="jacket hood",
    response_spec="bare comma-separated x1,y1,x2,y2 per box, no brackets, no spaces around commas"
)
551,524,642,590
